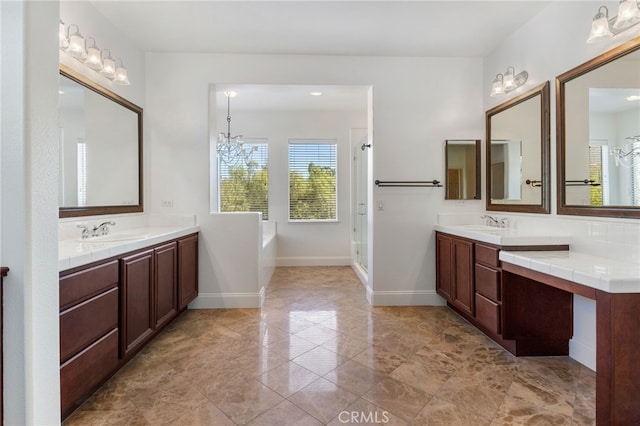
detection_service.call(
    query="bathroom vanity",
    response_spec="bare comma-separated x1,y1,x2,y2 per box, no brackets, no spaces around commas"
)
58,228,198,418
435,223,640,425
434,226,571,355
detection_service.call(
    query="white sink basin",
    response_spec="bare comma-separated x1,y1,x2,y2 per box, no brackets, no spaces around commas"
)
78,232,150,243
457,224,509,232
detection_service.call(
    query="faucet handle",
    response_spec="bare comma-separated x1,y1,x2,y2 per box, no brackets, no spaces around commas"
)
499,217,508,228
77,224,91,239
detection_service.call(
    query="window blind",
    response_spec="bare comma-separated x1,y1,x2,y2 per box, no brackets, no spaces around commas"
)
288,141,337,221
218,140,269,219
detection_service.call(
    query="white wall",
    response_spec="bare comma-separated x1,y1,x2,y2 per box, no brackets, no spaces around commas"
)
483,1,640,371
1,1,61,423
146,53,484,306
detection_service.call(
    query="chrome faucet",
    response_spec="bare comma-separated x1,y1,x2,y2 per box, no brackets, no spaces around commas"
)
93,221,116,236
77,224,91,239
481,215,508,228
481,215,499,226
78,221,116,239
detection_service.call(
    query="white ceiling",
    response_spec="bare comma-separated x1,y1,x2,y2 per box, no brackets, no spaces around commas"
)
89,1,551,111
215,84,370,111
90,1,550,57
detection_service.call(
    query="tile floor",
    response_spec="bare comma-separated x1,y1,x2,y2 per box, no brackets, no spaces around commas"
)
64,266,596,425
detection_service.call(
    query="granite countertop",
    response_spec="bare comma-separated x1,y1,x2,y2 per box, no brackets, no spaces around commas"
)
59,225,199,271
433,224,572,246
500,250,640,294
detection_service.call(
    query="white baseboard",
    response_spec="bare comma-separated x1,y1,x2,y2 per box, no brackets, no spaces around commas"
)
276,256,351,267
189,291,263,309
569,339,596,371
369,290,447,306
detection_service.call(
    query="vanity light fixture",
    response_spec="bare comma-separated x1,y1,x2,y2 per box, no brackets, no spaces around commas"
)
489,66,528,97
587,2,640,43
217,91,257,166
59,20,69,49
99,49,116,80
114,59,131,86
83,38,102,71
59,21,132,86
65,25,87,59
310,92,323,96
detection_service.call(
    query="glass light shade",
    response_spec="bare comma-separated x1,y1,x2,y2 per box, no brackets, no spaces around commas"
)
59,21,69,49
84,46,103,71
613,0,640,29
114,65,131,86
587,15,613,43
490,74,504,97
66,30,87,59
100,55,116,80
503,67,516,91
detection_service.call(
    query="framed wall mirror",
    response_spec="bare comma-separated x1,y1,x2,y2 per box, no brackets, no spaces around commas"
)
59,65,143,218
444,139,480,200
557,36,640,218
486,81,550,213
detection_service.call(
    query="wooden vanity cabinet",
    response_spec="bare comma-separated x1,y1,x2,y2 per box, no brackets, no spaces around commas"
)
121,249,155,358
178,234,198,310
59,261,120,418
436,233,474,316
474,243,502,335
60,233,198,419
436,231,572,356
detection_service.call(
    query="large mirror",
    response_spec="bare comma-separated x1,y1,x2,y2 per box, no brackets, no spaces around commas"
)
445,139,480,200
486,81,550,213
557,36,640,218
58,66,143,218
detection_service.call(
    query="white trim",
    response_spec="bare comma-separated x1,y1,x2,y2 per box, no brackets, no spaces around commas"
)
569,338,596,372
276,256,350,267
189,291,264,309
369,290,447,306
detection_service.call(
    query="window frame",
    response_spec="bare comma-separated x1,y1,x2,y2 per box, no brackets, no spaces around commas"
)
217,138,269,220
287,139,339,223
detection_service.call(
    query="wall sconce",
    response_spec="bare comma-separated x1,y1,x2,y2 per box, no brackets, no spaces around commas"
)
490,66,528,97
587,1,640,43
59,21,132,86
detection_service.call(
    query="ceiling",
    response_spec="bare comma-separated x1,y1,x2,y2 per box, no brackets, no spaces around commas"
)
89,1,551,111
90,1,550,58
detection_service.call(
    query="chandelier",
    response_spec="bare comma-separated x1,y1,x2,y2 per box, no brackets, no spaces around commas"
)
217,91,256,166
610,136,640,168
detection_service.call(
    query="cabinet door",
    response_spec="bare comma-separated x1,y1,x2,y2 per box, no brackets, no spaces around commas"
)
436,233,453,301
121,250,154,358
178,234,199,310
452,239,474,315
155,242,178,329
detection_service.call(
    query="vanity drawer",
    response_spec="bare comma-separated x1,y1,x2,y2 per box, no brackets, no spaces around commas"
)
60,260,119,310
475,293,501,335
475,244,500,267
60,328,119,417
475,264,501,301
60,287,119,363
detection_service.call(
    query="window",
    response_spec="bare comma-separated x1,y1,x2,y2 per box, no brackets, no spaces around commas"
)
288,140,337,221
218,140,269,219
77,140,87,207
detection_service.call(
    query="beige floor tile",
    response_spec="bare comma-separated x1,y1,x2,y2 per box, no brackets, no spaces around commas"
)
363,376,431,422
259,361,320,397
289,377,360,423
293,346,349,376
61,266,595,425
